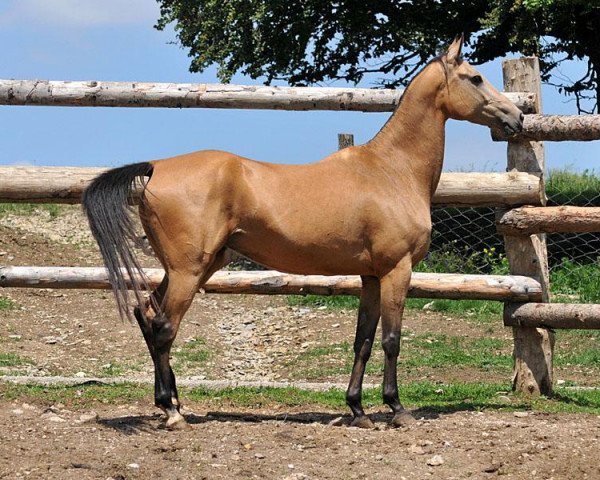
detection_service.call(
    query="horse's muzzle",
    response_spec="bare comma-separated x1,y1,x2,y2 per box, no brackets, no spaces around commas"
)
502,113,524,135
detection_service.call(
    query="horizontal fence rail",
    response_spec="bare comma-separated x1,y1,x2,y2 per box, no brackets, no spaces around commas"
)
0,267,544,302
505,303,600,329
497,206,600,235
0,167,543,207
0,79,535,113
494,114,600,142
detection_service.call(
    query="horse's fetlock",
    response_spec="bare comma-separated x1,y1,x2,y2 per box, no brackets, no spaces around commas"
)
155,390,173,410
346,389,362,407
383,390,399,407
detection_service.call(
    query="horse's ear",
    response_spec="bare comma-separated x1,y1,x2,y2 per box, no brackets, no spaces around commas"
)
446,33,464,64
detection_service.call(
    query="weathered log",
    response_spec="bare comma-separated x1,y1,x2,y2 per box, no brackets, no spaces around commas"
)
432,171,543,207
497,206,600,235
0,166,543,207
0,78,535,112
502,57,554,397
493,114,600,142
505,303,600,329
0,267,543,302
0,167,106,203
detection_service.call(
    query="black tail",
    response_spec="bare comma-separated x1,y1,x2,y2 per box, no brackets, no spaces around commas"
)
82,162,154,321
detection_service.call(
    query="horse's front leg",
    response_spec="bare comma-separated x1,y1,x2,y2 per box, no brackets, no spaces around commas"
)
346,276,381,428
380,259,415,427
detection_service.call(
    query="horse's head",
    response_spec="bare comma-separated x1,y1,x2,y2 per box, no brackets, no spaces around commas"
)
439,35,523,135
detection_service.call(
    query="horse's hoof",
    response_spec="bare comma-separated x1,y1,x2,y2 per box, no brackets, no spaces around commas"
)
165,411,190,430
391,411,415,428
350,415,375,429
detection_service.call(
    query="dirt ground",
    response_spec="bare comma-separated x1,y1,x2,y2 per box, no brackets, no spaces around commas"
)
1,207,600,479
1,399,599,480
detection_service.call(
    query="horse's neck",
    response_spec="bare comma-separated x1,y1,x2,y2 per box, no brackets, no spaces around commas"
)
368,67,447,200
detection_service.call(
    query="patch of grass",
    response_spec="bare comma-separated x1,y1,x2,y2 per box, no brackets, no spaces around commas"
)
554,329,600,369
173,337,210,373
0,353,34,367
290,332,512,380
0,203,64,219
287,294,502,322
406,298,502,321
100,363,128,377
550,258,600,303
298,341,352,360
403,334,511,370
287,295,359,310
557,348,600,367
546,169,600,206
0,297,16,310
2,382,599,414
288,341,355,378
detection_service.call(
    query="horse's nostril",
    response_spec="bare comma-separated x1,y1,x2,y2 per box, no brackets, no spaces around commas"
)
519,112,524,122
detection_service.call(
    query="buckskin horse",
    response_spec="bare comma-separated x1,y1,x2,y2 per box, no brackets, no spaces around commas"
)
83,36,523,429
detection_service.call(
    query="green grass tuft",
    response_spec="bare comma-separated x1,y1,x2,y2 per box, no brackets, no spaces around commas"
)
0,297,17,310
173,337,210,373
287,295,359,310
0,353,34,367
0,203,64,218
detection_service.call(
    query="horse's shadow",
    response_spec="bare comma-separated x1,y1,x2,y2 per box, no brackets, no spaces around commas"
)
97,414,163,435
99,395,575,435
96,408,447,435
97,392,597,434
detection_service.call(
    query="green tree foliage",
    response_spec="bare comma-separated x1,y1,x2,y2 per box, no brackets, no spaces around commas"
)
156,1,600,112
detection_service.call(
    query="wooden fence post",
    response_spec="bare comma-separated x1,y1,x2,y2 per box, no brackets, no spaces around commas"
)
502,57,554,395
338,133,354,150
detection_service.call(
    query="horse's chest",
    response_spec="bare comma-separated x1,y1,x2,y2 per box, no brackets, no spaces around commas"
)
368,209,432,269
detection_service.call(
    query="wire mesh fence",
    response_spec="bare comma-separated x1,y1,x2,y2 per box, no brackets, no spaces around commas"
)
427,169,600,303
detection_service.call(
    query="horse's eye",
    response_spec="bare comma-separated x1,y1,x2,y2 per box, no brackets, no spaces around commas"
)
470,75,483,85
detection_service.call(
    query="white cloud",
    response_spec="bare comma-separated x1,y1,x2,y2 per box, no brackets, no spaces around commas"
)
1,0,160,28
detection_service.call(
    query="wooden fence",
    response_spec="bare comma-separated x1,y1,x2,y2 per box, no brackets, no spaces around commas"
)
1,57,600,397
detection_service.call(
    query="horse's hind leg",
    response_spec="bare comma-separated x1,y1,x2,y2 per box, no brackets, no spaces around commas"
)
150,268,203,428
133,276,179,409
138,247,231,429
346,276,380,428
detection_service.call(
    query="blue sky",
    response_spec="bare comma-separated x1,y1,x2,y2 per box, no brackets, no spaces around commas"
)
0,0,597,173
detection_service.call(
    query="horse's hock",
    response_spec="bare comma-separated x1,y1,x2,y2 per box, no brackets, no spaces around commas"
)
1,57,600,397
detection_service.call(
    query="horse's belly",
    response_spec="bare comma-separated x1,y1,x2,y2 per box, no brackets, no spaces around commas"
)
227,232,373,276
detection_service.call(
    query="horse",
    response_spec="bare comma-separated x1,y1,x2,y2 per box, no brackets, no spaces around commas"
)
82,35,523,430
